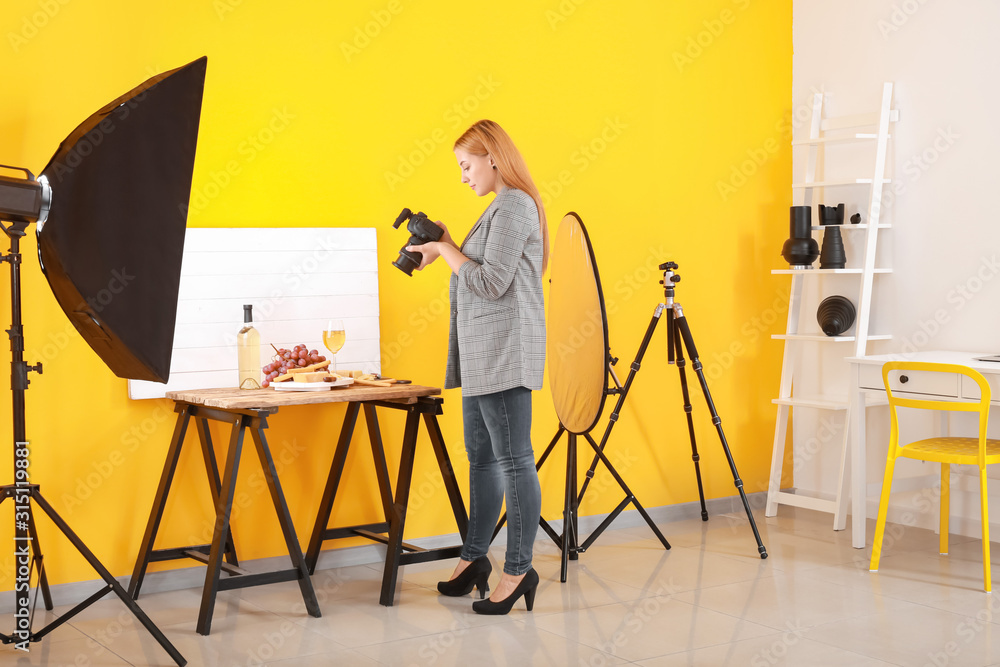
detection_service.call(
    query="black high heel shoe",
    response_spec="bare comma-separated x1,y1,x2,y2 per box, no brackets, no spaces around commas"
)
472,568,538,615
437,556,491,598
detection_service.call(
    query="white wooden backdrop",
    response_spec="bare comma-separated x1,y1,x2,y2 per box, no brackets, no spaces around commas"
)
128,227,380,399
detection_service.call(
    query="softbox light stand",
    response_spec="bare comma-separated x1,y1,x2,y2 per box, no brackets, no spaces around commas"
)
0,220,185,665
0,56,208,666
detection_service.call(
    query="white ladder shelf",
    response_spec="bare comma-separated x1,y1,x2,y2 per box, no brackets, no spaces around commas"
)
765,83,898,528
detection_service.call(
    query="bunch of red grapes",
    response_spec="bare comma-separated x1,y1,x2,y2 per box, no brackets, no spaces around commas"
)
261,344,326,388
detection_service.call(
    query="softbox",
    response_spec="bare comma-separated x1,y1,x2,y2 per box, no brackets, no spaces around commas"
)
36,56,207,382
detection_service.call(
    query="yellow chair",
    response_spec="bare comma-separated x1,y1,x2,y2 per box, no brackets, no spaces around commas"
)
869,361,1000,592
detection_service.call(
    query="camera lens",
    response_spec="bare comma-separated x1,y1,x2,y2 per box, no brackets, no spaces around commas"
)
393,254,418,276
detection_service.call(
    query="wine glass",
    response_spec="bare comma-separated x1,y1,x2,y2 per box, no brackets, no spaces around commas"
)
322,319,346,373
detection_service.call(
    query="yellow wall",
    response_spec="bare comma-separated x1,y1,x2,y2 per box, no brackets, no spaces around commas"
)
0,0,791,590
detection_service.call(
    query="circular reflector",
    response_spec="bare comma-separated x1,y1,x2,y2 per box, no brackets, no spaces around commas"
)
548,212,609,434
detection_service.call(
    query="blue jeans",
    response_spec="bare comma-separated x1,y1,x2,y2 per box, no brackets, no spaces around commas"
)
460,386,541,575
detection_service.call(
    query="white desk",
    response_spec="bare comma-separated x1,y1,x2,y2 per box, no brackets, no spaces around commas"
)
846,351,1000,548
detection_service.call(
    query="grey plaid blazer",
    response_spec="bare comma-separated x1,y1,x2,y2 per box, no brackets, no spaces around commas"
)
445,187,546,396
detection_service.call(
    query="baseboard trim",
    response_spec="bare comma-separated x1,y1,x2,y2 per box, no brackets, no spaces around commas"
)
0,492,766,614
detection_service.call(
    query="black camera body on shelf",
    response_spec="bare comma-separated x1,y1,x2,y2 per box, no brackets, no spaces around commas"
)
392,207,444,275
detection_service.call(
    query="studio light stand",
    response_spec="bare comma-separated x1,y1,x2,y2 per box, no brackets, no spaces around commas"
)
0,56,205,665
0,213,186,665
578,261,767,560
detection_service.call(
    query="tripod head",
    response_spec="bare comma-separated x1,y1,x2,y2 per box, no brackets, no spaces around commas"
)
659,262,682,364
659,261,680,307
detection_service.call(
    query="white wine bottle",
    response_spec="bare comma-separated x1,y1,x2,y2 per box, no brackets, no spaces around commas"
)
237,304,261,390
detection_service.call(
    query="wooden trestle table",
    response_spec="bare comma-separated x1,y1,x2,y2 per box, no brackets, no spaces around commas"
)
127,383,468,635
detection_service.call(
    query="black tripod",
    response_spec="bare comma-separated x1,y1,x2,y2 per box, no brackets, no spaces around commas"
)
0,221,185,665
500,261,767,579
605,261,765,558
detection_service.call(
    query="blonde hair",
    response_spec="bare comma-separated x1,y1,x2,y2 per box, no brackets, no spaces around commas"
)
454,120,549,272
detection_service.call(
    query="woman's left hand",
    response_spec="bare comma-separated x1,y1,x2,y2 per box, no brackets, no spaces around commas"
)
406,241,441,271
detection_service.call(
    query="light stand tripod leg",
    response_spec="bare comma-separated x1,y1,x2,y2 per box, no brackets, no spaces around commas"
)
1,227,184,664
669,311,709,521
579,433,671,552
561,433,579,582
0,488,53,613
24,500,52,611
29,489,187,665
673,308,768,559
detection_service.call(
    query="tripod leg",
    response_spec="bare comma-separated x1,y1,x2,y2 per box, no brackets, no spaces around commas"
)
29,489,187,666
25,500,53,610
1,487,54,612
674,309,768,559
571,305,671,552
561,434,579,582
580,433,671,552
671,316,709,521
578,309,662,505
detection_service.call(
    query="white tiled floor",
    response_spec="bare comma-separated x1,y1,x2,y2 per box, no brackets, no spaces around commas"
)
5,507,1000,665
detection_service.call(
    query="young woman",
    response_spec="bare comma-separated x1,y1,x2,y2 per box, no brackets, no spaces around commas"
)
406,119,548,615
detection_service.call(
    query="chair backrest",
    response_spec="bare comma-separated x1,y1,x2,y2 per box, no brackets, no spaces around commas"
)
882,361,993,464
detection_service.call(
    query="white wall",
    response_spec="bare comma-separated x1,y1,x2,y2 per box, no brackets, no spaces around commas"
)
791,0,1000,533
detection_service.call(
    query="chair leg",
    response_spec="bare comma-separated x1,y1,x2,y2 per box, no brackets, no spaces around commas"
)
980,467,991,593
870,454,898,571
940,463,950,555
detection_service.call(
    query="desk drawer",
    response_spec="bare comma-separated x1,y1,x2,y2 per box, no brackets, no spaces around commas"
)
859,364,960,398
961,373,1000,403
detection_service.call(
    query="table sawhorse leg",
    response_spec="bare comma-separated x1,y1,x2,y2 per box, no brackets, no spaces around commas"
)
129,403,321,635
305,397,468,606
129,404,240,600
198,411,321,634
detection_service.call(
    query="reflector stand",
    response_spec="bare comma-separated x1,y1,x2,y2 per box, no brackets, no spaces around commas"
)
495,221,769,582
494,213,670,582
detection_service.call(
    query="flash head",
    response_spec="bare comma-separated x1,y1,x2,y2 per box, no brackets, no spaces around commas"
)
0,166,51,227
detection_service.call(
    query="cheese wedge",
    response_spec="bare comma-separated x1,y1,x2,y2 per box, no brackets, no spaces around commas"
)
275,359,332,382
286,360,332,374
353,378,393,387
294,372,332,382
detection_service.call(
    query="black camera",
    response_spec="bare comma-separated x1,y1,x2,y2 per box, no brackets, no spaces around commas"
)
392,208,444,276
